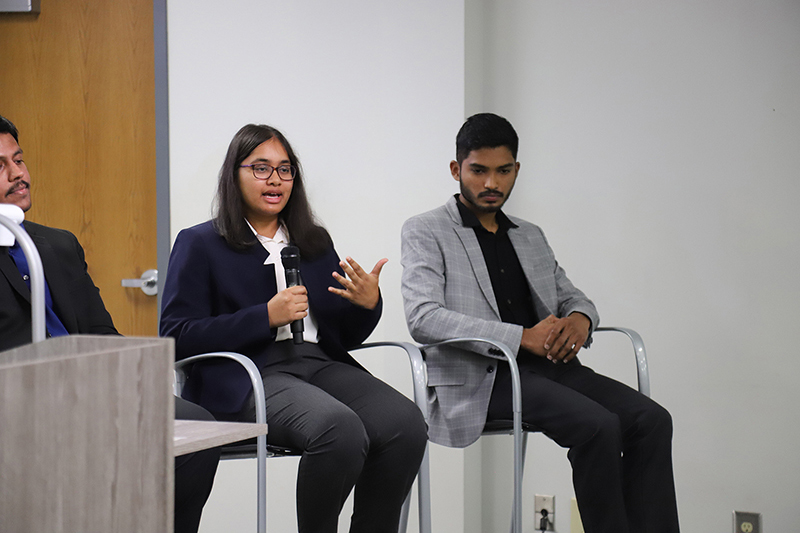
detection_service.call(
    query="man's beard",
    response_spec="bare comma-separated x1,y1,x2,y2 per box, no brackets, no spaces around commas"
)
459,181,509,213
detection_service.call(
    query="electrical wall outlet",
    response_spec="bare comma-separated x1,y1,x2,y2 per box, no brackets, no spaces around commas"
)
733,511,761,533
535,494,555,531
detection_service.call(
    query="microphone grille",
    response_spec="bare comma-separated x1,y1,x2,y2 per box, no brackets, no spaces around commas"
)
281,245,300,268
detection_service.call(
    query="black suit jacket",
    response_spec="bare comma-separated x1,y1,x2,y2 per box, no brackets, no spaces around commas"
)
0,220,118,351
159,221,382,414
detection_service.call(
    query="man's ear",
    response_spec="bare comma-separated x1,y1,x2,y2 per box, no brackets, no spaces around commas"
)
450,160,460,181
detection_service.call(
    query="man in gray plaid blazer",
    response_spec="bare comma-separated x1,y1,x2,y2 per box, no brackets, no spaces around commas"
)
400,114,679,533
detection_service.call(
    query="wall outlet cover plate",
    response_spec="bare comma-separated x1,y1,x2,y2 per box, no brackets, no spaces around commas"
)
733,511,761,533
535,494,555,531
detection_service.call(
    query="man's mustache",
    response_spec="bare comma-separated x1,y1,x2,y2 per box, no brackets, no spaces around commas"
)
6,181,29,197
478,189,503,198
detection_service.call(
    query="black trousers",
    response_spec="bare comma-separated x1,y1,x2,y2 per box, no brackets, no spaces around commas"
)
488,354,679,533
174,397,221,533
222,341,428,533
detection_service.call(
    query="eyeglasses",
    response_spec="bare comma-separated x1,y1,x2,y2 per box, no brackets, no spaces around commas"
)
240,163,297,181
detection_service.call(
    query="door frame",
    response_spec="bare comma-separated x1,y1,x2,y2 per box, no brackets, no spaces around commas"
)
154,0,170,316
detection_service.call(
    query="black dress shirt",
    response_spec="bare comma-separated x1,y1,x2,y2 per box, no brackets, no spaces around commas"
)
455,195,538,328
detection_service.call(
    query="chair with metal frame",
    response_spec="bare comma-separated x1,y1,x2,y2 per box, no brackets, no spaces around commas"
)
174,352,272,533
174,341,432,533
399,327,650,533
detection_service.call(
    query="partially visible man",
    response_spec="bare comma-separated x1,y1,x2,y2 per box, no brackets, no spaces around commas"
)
401,113,679,533
0,116,117,345
0,114,219,533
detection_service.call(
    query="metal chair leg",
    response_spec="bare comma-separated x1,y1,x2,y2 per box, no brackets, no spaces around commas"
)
509,432,528,533
398,491,411,533
417,445,432,533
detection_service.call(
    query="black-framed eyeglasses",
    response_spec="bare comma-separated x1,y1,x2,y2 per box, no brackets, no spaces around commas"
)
240,163,297,181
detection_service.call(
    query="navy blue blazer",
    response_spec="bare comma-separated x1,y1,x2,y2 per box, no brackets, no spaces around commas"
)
160,221,382,414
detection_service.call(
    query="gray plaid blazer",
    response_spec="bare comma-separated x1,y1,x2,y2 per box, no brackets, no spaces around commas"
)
400,197,599,447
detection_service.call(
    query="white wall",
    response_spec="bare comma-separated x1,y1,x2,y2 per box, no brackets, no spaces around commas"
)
467,1,800,532
167,1,469,532
169,1,800,532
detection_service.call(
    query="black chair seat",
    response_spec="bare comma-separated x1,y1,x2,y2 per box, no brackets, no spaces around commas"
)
482,419,540,434
219,438,302,460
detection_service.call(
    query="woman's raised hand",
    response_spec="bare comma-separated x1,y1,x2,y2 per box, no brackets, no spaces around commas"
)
329,257,388,310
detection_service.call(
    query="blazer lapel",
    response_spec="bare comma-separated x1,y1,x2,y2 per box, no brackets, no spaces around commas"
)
246,240,277,295
25,226,80,332
250,239,271,265
0,248,30,302
445,199,502,320
508,228,556,318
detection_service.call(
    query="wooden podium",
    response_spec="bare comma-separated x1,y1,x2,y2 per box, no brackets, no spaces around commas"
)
0,335,175,533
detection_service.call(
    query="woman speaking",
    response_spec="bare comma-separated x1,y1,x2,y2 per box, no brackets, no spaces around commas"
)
160,124,427,533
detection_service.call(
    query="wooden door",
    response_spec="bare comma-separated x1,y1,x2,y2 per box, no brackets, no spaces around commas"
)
0,0,158,335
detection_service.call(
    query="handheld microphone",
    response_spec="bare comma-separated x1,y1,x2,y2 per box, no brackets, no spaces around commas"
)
280,246,304,344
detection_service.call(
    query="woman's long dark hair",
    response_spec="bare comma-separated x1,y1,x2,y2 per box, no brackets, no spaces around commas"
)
213,124,331,259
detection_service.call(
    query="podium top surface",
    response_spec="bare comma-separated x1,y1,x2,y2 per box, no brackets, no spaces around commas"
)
0,335,174,367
